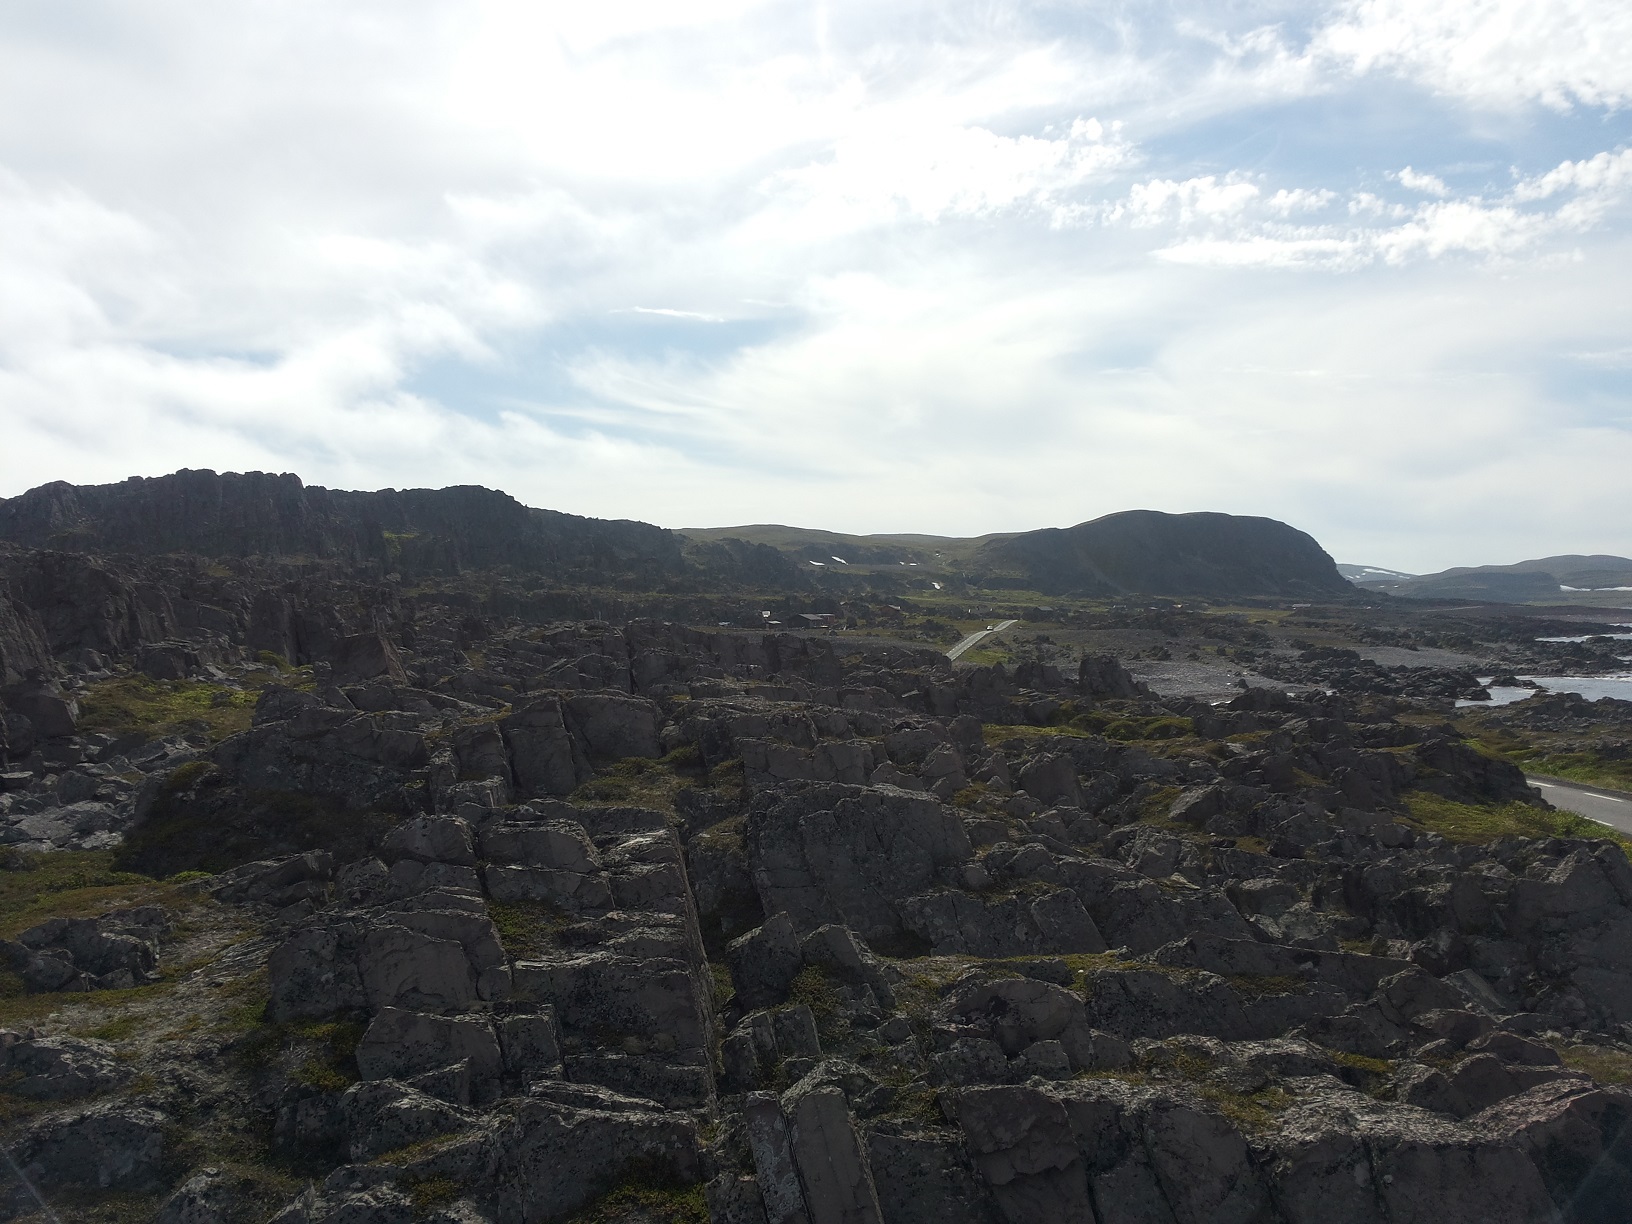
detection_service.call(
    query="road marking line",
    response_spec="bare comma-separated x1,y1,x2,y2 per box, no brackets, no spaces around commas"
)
1530,780,1626,802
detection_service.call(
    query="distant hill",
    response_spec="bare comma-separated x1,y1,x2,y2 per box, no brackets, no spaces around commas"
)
969,510,1350,597
1347,554,1632,603
0,470,800,590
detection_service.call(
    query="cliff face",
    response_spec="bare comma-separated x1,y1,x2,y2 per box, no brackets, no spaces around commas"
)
0,470,691,585
972,509,1351,597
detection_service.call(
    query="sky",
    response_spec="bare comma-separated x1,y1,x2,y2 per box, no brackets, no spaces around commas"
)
0,1,1629,573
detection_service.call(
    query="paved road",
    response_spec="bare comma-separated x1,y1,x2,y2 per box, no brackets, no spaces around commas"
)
947,619,1018,662
1528,775,1632,836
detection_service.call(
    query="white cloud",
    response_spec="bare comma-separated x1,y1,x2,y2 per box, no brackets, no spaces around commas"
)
1149,147,1632,270
1512,148,1632,202
1395,166,1449,196
1314,0,1632,110
1115,175,1261,227
616,308,728,322
1265,188,1338,216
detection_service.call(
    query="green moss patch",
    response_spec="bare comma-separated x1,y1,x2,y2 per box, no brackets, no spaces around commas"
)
0,850,160,940
489,899,570,960
565,1177,708,1224
1557,1043,1632,1086
1201,1082,1294,1132
1228,974,1307,1002
76,675,261,743
787,965,850,1042
234,1014,364,1091
1512,753,1632,794
571,752,709,812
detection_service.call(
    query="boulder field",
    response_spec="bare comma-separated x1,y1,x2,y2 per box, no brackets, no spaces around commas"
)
0,562,1630,1221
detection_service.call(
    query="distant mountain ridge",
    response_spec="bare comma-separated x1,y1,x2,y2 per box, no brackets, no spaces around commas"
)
0,472,1351,599
1345,554,1632,603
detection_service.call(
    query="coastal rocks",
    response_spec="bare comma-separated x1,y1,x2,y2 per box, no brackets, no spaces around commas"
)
485,1090,702,1223
1264,1084,1557,1224
211,851,336,909
211,688,433,811
2,906,169,992
744,783,972,944
0,1029,130,1099
502,698,590,798
354,1007,505,1097
331,632,408,685
0,678,78,739
266,905,505,1022
934,977,1131,1077
563,693,662,761
1413,736,1539,805
11,1103,169,1193
899,887,1107,958
743,1081,884,1224
1478,1080,1632,1218
480,818,611,912
155,1166,258,1224
728,914,804,1011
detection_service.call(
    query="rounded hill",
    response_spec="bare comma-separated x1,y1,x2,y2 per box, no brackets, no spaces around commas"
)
970,509,1351,597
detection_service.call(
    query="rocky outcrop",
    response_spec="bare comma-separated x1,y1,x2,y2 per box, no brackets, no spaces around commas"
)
0,1029,131,1099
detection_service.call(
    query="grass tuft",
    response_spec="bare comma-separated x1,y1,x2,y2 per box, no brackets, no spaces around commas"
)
489,899,570,960
1403,791,1630,848
0,850,161,940
787,965,849,1042
76,675,260,743
1557,1044,1632,1086
565,1177,708,1224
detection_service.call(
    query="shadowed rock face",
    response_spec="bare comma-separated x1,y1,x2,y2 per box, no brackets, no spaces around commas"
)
971,509,1351,597
0,589,51,687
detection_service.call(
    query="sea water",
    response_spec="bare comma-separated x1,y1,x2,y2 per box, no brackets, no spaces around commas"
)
1464,674,1632,707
